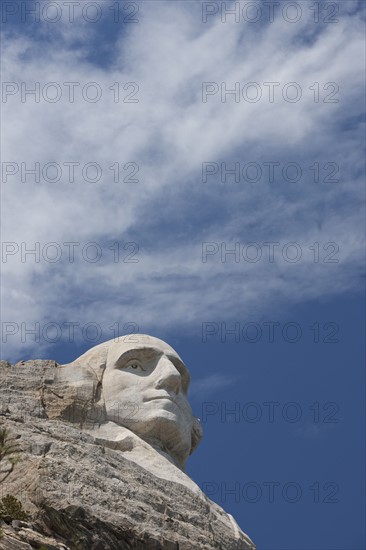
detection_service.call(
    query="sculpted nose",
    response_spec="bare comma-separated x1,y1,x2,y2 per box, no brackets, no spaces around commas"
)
155,358,181,394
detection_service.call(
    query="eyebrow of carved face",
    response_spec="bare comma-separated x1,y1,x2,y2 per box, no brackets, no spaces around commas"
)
114,346,190,393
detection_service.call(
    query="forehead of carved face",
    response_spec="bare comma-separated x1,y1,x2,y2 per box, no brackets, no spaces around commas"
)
102,335,193,445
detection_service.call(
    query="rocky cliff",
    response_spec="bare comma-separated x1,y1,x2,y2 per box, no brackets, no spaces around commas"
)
0,360,255,550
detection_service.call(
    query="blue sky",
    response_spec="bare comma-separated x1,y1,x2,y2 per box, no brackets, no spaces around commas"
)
1,1,365,548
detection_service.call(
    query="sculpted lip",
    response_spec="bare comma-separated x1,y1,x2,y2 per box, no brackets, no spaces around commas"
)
143,393,185,411
144,394,177,403
143,393,190,416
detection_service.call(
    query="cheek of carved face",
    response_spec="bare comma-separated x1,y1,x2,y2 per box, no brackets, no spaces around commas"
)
102,349,194,441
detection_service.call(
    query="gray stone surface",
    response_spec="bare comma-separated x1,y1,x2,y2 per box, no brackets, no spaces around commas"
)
0,338,255,550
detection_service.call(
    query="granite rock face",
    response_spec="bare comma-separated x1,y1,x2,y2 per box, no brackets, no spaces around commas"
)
0,357,255,550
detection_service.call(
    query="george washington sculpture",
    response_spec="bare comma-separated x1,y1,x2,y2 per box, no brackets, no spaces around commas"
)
0,334,255,549
51,334,203,471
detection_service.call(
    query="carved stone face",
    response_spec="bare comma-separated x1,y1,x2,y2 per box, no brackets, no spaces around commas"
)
101,335,196,466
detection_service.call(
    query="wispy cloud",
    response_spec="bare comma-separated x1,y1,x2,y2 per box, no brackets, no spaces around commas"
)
294,422,339,440
1,1,364,360
190,374,237,399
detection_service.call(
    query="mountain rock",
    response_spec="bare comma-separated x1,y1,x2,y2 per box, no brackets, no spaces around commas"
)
0,348,255,550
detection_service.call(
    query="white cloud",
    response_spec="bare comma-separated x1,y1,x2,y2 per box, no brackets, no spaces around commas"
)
190,374,237,399
1,1,364,360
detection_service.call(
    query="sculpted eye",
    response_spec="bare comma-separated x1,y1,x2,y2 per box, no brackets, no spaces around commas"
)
125,360,145,371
